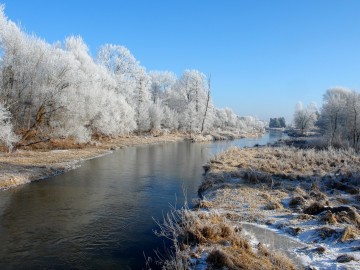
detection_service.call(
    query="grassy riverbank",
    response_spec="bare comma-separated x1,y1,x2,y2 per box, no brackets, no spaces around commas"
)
0,134,186,189
159,146,360,269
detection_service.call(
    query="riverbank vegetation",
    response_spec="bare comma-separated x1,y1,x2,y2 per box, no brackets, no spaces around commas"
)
158,146,360,269
0,5,264,153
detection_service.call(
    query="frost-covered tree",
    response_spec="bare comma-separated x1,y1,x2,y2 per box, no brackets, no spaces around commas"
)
318,88,349,145
167,70,214,133
0,102,19,150
134,71,151,132
162,105,179,131
0,6,74,137
344,90,360,149
149,71,176,103
97,44,140,103
97,44,151,133
318,87,360,149
63,37,137,139
294,101,318,135
0,4,266,146
149,101,164,131
0,6,137,143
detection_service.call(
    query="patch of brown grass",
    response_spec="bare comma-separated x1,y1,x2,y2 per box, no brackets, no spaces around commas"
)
289,196,307,209
340,226,360,242
320,210,337,225
316,227,340,240
261,193,271,201
332,206,360,226
157,208,296,270
264,201,283,210
303,202,326,215
207,249,235,269
209,146,360,179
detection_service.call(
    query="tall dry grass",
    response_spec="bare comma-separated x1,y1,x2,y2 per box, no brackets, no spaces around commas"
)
154,205,297,269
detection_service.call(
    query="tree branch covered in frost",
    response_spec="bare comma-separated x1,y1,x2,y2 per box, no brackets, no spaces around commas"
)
293,101,318,135
295,87,360,151
318,88,360,150
0,5,264,148
0,102,19,150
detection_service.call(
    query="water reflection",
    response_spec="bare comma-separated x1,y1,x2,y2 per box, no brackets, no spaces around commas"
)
0,132,285,269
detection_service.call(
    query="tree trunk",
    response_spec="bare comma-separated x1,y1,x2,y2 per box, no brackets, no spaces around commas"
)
201,75,211,133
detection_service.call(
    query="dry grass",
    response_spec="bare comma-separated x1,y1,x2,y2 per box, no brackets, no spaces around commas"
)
320,210,338,225
341,226,360,242
303,202,326,215
209,146,360,178
155,208,296,270
193,146,360,269
289,196,307,209
264,201,283,210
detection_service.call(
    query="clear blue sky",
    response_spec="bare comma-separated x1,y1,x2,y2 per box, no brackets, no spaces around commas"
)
3,0,360,122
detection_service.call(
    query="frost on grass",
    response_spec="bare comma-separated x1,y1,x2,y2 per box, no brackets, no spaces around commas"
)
155,206,296,270
193,146,360,269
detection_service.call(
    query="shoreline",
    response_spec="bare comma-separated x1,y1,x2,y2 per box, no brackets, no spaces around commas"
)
0,131,266,190
162,146,360,269
0,134,186,190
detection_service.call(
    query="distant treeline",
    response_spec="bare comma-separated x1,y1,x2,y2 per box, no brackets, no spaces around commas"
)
269,117,286,128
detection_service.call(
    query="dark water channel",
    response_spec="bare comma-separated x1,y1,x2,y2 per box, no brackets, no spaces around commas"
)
0,130,286,269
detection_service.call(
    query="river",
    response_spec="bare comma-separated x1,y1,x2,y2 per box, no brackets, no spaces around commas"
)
0,130,286,269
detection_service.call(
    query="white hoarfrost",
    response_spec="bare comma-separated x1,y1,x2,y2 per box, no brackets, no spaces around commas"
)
0,103,19,150
0,4,266,148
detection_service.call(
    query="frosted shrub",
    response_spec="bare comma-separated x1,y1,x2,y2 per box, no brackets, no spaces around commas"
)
162,106,179,131
149,101,163,131
0,103,19,150
92,93,136,136
54,125,91,144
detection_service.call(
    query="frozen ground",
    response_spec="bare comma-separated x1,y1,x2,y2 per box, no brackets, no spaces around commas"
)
190,146,360,269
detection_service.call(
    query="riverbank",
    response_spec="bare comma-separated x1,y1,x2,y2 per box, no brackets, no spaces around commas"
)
190,131,264,142
0,129,267,190
162,146,360,269
0,134,186,190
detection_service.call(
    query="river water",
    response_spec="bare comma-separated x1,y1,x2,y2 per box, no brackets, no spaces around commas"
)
0,130,286,269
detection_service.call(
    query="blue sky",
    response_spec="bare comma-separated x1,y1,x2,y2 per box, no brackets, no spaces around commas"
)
3,0,360,122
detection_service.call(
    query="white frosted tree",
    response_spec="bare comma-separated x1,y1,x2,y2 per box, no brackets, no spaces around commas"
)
97,44,151,133
0,4,266,145
318,87,360,149
149,101,164,131
237,116,265,133
294,101,318,135
167,70,213,133
149,71,176,103
0,102,19,150
344,90,360,149
0,6,138,143
162,106,179,131
0,6,74,138
63,36,137,139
